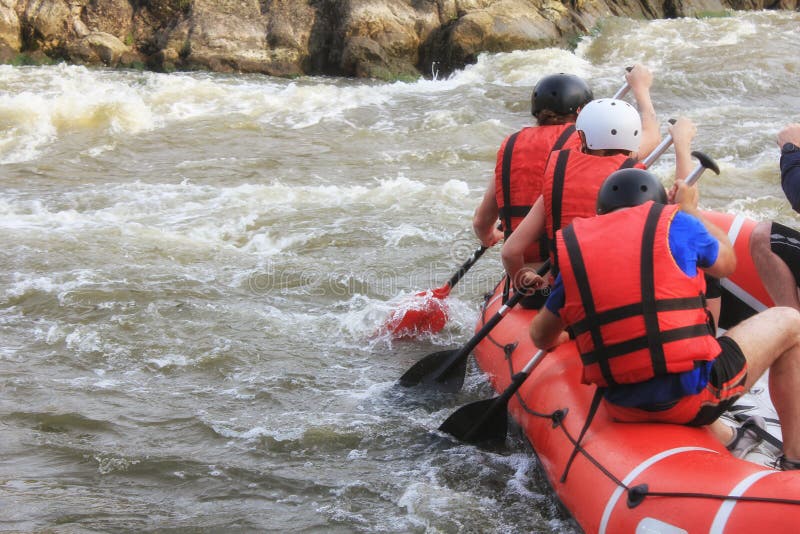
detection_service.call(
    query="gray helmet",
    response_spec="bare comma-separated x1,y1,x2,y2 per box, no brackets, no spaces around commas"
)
596,168,667,215
531,74,593,117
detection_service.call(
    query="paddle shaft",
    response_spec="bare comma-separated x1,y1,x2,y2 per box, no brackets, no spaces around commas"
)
612,83,630,100
685,166,705,186
429,259,551,384
445,245,488,291
461,350,547,441
640,118,677,169
518,348,548,375
432,288,529,381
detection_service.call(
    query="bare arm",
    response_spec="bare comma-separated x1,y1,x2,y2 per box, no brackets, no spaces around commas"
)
669,117,697,181
778,123,800,147
665,117,734,276
472,178,503,247
501,195,545,287
627,64,659,160
529,306,568,350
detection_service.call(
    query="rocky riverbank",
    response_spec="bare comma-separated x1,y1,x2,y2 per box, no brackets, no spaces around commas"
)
0,0,795,79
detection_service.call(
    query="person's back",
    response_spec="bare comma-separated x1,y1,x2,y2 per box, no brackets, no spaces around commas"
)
541,98,643,249
473,74,592,260
494,123,581,261
557,199,719,387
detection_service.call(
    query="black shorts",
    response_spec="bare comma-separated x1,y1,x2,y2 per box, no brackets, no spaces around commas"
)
704,273,721,299
687,335,749,426
520,288,550,310
770,221,800,287
604,336,748,426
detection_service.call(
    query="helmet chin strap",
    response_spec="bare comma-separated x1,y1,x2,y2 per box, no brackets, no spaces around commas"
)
585,148,632,157
577,130,590,153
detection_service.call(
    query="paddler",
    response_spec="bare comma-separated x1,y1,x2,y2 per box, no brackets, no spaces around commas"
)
750,123,800,311
527,167,800,470
472,72,593,255
477,65,660,309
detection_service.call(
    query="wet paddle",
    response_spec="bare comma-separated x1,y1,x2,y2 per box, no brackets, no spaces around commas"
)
686,150,720,185
382,245,488,337
398,260,550,392
439,349,547,444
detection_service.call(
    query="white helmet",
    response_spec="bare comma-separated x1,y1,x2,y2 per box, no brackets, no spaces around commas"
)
576,99,642,152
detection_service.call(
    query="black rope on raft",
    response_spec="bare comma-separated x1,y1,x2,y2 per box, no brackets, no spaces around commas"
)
535,398,800,507
483,286,511,350
547,407,629,489
502,342,560,419
560,387,605,483
636,490,800,506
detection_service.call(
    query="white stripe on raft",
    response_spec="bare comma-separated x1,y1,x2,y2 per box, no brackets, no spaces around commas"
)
599,447,717,534
720,213,768,312
727,213,746,245
709,470,778,534
720,278,768,312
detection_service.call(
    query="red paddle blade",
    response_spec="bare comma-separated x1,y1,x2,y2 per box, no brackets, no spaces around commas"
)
382,286,450,338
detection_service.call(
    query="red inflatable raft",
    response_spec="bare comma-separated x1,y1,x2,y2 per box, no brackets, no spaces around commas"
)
470,211,799,533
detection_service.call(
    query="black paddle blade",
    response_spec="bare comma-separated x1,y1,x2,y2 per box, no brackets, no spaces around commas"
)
398,349,456,387
438,396,509,445
397,349,467,393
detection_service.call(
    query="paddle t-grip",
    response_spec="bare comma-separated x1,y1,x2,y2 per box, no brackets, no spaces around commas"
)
685,150,720,186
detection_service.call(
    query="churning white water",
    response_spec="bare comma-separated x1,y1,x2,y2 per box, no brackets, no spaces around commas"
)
1,10,798,532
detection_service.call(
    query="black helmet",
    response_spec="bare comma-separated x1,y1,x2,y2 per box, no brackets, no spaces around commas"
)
596,168,667,215
531,74,593,117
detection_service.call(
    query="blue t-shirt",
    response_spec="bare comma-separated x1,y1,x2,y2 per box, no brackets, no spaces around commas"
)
781,151,800,214
544,210,719,407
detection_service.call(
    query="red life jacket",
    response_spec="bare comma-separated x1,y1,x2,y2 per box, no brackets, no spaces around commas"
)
556,202,720,387
542,149,639,264
495,123,579,262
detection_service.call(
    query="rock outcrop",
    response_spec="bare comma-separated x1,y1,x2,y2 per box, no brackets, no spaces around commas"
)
0,0,796,78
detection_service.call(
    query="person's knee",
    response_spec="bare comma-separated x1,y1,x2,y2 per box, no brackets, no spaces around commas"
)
774,305,800,319
772,306,800,341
